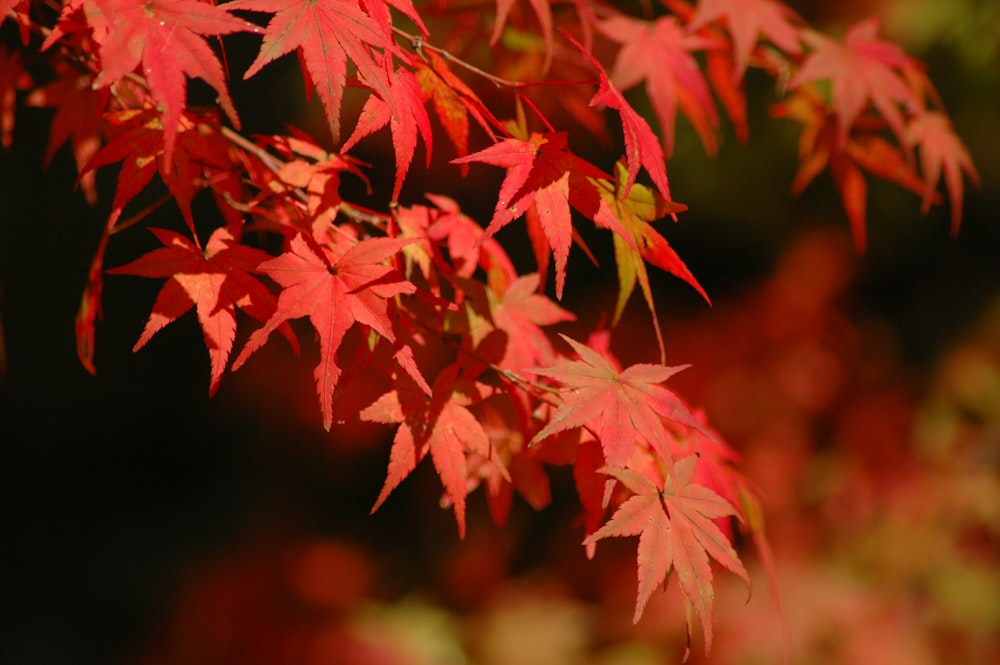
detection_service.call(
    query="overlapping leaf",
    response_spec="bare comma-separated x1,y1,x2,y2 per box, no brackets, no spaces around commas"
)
593,162,706,360
229,0,397,144
790,17,919,147
362,363,492,538
232,233,416,430
82,105,245,232
772,86,936,251
453,132,628,298
25,63,104,205
0,0,32,43
566,30,670,200
529,335,706,468
0,45,30,150
491,0,554,69
109,227,289,395
84,0,253,163
585,455,750,652
342,54,431,202
415,50,499,171
689,0,803,76
906,110,980,235
600,14,719,155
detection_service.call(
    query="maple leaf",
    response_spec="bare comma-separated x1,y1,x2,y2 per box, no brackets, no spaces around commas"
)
25,62,105,205
600,14,719,156
789,17,920,148
689,0,803,77
565,30,670,200
415,50,499,172
453,132,628,299
342,54,432,202
487,273,575,373
82,105,245,232
362,363,492,538
229,0,396,144
231,232,416,430
906,110,980,236
593,162,705,361
84,0,254,164
108,227,289,396
472,399,579,527
585,455,750,652
528,335,707,469
772,87,936,251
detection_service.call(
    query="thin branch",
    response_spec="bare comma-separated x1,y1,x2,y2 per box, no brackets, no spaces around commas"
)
219,126,391,228
392,25,525,89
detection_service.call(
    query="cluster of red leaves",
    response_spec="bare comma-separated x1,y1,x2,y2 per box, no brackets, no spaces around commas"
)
0,0,977,654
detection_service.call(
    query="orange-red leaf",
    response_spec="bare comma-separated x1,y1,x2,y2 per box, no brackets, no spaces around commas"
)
0,45,30,150
82,106,244,233
689,0,803,77
415,50,499,171
790,17,919,147
230,0,396,144
0,0,32,43
453,132,623,299
25,62,104,205
85,0,253,163
906,110,980,236
566,30,670,200
600,14,718,156
108,227,285,395
363,363,492,538
487,273,575,372
232,233,415,430
528,335,705,468
585,455,750,653
342,54,431,202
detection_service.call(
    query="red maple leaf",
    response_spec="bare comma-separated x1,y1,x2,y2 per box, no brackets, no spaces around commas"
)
108,227,290,396
25,62,105,205
789,17,920,147
229,0,396,144
362,363,493,538
585,455,750,652
689,0,803,77
472,400,580,527
415,49,499,172
453,132,627,299
599,14,719,156
772,86,935,251
84,0,253,164
487,272,575,373
82,105,246,232
231,232,416,430
906,110,980,236
342,54,432,202
565,30,670,200
528,335,707,468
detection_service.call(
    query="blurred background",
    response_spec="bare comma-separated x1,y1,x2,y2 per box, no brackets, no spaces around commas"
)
1,1,998,664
